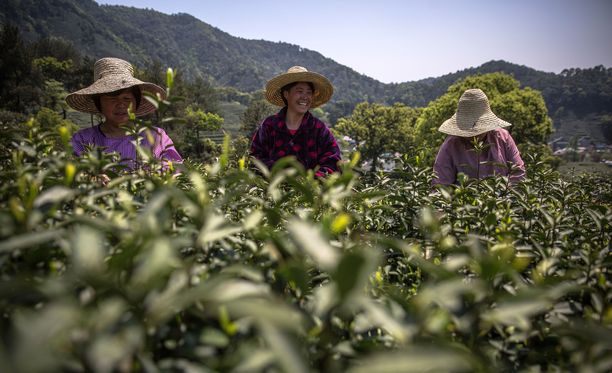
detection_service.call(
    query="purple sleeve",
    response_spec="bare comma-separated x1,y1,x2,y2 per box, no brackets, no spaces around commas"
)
250,121,275,169
433,138,457,185
153,128,183,163
316,126,341,175
503,132,525,183
71,131,87,156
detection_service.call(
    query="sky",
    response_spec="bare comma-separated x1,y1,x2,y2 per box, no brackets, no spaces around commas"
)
95,0,612,83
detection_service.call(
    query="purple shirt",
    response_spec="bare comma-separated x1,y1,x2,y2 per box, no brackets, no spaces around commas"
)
250,108,341,175
433,128,525,185
71,125,183,170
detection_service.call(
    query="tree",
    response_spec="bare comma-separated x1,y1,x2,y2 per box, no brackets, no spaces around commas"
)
0,23,37,112
30,56,73,116
183,106,223,159
239,95,276,138
0,25,91,115
335,102,419,171
35,107,75,132
32,36,81,65
184,77,219,114
326,100,355,126
32,56,73,83
68,55,94,93
492,88,553,144
41,79,69,116
414,73,553,164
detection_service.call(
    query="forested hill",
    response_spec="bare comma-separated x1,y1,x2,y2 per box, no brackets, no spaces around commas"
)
2,0,611,142
0,0,386,103
384,60,555,107
387,61,612,143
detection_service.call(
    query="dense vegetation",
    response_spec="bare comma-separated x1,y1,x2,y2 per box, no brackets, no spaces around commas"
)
2,0,611,142
0,72,610,372
0,23,558,171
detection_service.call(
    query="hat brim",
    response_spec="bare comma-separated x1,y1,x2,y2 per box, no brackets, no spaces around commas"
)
265,71,333,108
66,77,166,116
438,112,511,137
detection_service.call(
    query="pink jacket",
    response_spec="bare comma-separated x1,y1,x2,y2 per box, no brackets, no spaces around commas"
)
433,128,525,185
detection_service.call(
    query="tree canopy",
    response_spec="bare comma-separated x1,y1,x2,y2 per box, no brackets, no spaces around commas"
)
414,73,553,162
335,103,420,171
239,93,277,138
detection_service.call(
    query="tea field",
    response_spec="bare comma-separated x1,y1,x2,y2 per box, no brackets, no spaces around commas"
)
0,116,610,372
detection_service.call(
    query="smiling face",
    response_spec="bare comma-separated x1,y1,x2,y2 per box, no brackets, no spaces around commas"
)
99,89,137,128
283,82,314,115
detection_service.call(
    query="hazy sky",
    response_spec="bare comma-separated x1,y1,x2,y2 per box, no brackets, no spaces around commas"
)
95,0,612,83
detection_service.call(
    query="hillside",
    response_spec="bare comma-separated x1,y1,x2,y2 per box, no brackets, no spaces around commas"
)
1,0,610,143
0,0,386,104
386,61,612,143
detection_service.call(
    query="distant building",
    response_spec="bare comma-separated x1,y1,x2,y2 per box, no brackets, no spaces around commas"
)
549,135,611,161
549,137,568,152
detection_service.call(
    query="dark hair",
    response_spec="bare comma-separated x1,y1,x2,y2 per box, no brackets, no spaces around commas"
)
280,81,315,107
93,86,142,113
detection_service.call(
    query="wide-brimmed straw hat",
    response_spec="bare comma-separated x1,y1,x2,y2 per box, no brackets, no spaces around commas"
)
438,88,511,137
65,57,165,116
265,66,333,108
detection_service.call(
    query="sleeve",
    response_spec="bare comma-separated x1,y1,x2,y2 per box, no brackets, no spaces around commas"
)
432,139,457,185
503,133,525,183
316,125,342,175
71,131,87,156
250,121,276,169
153,128,183,163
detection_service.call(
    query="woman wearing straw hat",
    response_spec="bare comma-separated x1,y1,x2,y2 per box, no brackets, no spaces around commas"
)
66,57,182,170
250,66,341,176
433,88,525,185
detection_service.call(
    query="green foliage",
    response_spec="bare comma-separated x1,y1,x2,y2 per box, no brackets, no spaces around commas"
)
217,86,252,106
336,102,420,170
179,106,223,160
229,134,251,163
0,85,610,373
40,79,69,113
32,56,73,80
239,95,277,137
0,23,93,115
325,100,356,126
414,73,553,164
34,107,75,132
185,106,224,132
492,88,553,144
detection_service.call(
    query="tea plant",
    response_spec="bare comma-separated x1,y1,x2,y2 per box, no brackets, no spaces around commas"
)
0,77,610,373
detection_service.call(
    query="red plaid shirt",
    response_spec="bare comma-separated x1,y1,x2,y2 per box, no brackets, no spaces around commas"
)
250,108,341,175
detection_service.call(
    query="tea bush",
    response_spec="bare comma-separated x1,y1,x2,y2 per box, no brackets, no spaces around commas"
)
0,79,610,373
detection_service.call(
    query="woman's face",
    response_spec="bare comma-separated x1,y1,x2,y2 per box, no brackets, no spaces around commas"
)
99,90,137,127
283,82,313,115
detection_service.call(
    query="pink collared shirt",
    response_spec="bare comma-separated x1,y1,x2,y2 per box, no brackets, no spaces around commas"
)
433,128,525,185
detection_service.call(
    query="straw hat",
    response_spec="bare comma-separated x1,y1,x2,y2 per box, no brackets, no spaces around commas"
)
65,57,165,116
265,66,333,108
438,89,511,137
